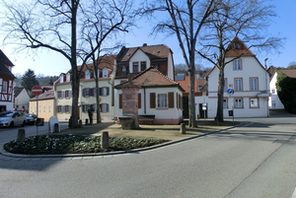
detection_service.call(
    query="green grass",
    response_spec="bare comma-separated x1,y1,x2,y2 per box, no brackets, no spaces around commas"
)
4,134,168,154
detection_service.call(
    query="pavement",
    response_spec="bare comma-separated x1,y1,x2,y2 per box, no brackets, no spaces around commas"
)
0,121,238,158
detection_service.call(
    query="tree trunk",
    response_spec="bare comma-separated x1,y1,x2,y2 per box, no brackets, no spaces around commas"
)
215,68,225,122
95,75,101,124
70,0,79,128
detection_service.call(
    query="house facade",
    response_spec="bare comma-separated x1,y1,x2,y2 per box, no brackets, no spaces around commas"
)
29,90,55,121
115,67,183,124
114,44,183,124
0,50,15,112
54,55,116,122
269,69,296,110
196,38,270,118
14,87,31,112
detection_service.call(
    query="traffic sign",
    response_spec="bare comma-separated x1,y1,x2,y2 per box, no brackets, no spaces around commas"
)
227,88,234,95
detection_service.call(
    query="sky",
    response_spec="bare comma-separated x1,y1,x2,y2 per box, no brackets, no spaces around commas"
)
1,0,295,77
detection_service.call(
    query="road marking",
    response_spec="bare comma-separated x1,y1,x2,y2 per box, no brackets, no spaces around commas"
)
291,187,296,198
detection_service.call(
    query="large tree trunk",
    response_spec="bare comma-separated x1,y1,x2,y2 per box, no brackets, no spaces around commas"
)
215,68,225,122
95,75,101,124
70,0,79,128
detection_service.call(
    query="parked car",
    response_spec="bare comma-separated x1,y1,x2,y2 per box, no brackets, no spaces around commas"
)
0,111,26,127
25,113,38,125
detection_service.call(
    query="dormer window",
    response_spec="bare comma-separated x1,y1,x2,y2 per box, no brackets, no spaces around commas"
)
102,67,108,78
132,62,139,73
140,61,146,71
66,73,71,82
234,43,240,49
85,69,91,80
233,59,242,70
59,74,65,83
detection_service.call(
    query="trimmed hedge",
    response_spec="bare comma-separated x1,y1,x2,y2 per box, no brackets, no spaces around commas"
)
4,135,168,154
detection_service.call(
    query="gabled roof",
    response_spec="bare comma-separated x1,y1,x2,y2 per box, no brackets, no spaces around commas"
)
225,37,255,57
30,90,54,101
14,87,24,98
115,67,183,91
0,49,14,66
117,44,171,62
279,69,296,78
0,64,15,79
77,55,116,72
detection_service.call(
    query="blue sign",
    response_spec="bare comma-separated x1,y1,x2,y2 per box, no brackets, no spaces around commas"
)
227,88,234,95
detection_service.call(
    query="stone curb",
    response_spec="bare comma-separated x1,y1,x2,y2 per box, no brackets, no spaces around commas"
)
0,123,247,159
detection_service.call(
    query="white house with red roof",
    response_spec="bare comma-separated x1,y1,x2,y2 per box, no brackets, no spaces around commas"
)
115,67,183,124
114,44,183,124
196,38,270,118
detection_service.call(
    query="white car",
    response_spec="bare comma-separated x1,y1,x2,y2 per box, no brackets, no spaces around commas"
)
0,111,26,127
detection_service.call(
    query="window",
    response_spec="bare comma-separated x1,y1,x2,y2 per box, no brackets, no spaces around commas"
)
66,73,71,82
57,91,63,99
102,68,108,78
82,88,95,97
64,105,71,113
100,103,109,113
85,69,91,80
157,93,168,108
234,78,243,91
82,104,96,113
223,98,228,109
57,106,63,113
224,78,228,92
233,59,242,70
249,77,259,91
65,90,71,98
132,62,139,73
99,87,109,96
140,61,146,71
2,81,7,93
234,97,244,109
250,98,259,108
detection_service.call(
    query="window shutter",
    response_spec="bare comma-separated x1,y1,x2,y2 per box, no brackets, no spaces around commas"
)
106,87,109,96
168,92,174,108
150,93,155,108
138,93,141,109
176,93,179,109
119,94,122,109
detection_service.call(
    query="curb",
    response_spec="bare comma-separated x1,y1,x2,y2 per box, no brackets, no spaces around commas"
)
0,123,246,159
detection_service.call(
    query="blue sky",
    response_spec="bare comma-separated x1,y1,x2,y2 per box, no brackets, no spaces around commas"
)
1,0,295,76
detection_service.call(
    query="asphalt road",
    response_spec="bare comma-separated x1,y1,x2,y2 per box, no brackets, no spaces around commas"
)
0,117,296,198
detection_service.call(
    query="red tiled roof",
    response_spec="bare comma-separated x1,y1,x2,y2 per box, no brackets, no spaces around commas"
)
176,75,205,95
117,44,171,62
31,90,54,101
116,67,183,90
77,55,116,72
225,37,254,57
280,69,296,78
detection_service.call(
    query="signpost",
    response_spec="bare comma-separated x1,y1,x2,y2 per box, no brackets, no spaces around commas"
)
227,88,235,125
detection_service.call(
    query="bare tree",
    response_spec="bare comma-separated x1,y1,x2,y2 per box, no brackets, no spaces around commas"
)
141,0,217,128
3,0,133,128
197,0,281,123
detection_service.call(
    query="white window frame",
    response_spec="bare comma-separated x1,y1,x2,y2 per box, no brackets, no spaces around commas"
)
102,67,108,78
100,103,109,113
249,98,259,108
85,69,91,80
234,78,243,91
234,97,244,109
157,93,168,108
132,62,139,73
233,59,242,70
249,77,259,91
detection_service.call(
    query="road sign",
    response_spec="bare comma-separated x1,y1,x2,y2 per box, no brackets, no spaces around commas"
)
227,88,234,95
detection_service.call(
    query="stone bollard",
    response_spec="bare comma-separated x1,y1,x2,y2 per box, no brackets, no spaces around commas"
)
78,119,82,128
17,128,26,143
101,131,109,150
53,123,59,133
180,123,186,134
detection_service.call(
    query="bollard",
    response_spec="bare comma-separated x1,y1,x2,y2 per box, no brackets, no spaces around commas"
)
53,123,59,133
101,131,109,150
85,119,89,125
78,119,82,128
180,122,186,134
17,128,26,143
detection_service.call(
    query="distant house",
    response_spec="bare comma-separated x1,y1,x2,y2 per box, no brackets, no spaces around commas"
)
269,69,296,110
114,44,183,124
54,55,116,122
175,74,206,118
14,87,31,111
115,67,183,124
196,37,270,118
29,90,55,121
0,50,15,112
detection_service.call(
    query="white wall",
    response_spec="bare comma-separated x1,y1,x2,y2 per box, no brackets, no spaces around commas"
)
15,89,30,111
269,72,284,109
129,50,150,72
